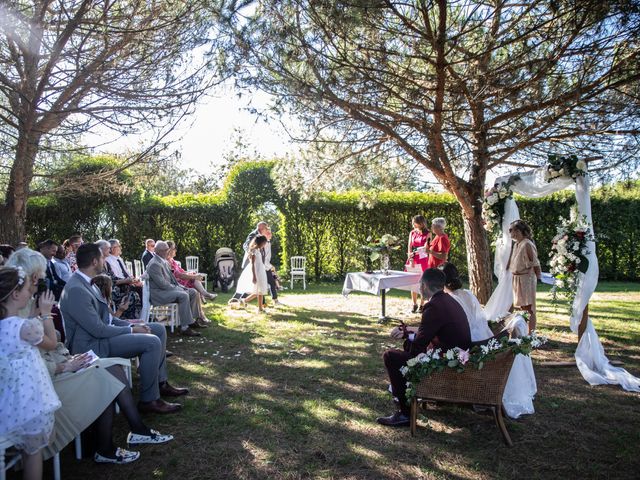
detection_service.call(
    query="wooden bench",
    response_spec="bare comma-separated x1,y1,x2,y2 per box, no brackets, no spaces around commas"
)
409,349,516,446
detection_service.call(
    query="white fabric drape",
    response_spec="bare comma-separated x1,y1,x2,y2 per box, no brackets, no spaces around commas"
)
484,168,640,392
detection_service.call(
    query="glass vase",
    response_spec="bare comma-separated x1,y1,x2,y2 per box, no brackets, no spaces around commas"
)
381,254,390,275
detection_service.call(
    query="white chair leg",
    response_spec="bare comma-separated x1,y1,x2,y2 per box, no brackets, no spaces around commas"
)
74,435,82,460
53,453,61,480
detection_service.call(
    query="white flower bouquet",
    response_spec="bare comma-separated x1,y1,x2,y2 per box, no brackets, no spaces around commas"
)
481,176,520,240
544,154,588,182
549,214,594,308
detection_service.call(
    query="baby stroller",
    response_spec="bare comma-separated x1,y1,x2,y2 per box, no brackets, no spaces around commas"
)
214,247,237,293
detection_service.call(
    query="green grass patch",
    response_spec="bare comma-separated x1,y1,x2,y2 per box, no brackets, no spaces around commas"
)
45,281,640,480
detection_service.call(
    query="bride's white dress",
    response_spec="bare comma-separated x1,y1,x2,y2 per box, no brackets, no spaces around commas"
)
448,289,537,419
235,249,269,296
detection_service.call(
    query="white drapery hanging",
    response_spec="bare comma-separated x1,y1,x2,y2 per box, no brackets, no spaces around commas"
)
484,168,640,392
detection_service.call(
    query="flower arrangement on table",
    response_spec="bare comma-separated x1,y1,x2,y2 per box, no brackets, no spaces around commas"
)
481,175,520,240
361,234,402,274
361,234,402,261
402,332,548,402
544,154,587,182
549,214,594,308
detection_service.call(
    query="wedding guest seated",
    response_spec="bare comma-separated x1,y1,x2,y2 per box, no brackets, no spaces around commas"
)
141,238,156,267
146,241,207,336
106,239,141,287
166,241,216,303
379,268,471,427
53,244,72,282
38,239,66,302
97,240,141,319
41,332,173,464
59,242,187,414
65,234,83,272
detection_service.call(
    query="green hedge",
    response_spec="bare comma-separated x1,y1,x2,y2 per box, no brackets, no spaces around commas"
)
26,164,640,282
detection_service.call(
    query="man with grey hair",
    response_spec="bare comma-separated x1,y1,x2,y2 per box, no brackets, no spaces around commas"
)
105,239,133,280
241,221,269,268
146,241,204,337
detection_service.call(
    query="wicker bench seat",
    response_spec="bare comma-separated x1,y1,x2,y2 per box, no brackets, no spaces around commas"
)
409,349,516,446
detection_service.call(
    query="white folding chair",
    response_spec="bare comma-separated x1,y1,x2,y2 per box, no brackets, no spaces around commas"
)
125,260,134,277
290,256,307,290
140,278,178,333
185,256,199,272
133,259,143,278
1,435,60,480
185,255,208,290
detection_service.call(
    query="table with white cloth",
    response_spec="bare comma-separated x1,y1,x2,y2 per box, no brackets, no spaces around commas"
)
342,270,422,320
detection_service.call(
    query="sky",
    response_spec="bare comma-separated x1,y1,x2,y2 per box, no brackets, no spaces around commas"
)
88,81,297,175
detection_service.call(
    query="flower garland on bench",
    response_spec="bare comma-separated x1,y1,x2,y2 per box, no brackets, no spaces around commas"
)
402,332,547,402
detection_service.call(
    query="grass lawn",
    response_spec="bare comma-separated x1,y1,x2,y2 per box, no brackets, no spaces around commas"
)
41,281,640,480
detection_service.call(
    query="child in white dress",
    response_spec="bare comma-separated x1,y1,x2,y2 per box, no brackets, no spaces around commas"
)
0,266,60,480
234,235,269,312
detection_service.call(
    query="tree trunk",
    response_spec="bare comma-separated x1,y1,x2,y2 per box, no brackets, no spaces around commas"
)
1,131,41,245
0,205,27,244
462,212,493,304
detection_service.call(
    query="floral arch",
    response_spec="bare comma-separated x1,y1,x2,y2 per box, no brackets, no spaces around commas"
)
483,158,640,392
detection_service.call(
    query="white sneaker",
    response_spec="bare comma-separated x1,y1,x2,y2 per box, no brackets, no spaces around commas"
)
274,300,282,306
127,429,174,445
94,447,140,464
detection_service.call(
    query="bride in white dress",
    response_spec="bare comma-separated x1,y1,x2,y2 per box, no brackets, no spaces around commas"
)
440,263,538,419
234,235,269,312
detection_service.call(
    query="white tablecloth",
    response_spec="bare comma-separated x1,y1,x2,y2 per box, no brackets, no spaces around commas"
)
342,270,422,296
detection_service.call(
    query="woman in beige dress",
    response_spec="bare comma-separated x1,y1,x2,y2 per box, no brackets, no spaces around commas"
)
508,220,542,332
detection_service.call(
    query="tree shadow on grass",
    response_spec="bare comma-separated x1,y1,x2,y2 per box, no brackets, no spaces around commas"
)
41,296,640,480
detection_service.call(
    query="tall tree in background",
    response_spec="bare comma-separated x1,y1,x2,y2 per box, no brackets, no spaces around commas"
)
222,0,640,302
0,0,222,242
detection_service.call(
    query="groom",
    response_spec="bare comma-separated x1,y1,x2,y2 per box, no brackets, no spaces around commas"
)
377,268,471,426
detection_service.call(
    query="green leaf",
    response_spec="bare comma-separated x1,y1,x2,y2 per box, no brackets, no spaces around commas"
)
577,256,589,273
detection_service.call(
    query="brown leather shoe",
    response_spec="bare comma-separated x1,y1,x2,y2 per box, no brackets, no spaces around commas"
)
189,320,206,329
180,327,201,337
194,318,209,328
137,399,182,414
159,382,189,397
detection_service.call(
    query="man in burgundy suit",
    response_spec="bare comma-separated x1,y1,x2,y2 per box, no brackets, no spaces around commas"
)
377,268,472,427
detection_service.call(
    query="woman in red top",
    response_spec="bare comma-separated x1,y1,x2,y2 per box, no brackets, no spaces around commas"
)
405,215,431,313
426,217,450,269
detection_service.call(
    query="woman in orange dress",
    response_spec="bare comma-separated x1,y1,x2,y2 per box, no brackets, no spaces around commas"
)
405,215,431,313
508,220,542,333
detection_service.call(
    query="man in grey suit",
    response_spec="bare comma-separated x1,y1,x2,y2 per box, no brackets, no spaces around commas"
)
146,241,206,337
60,243,187,414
